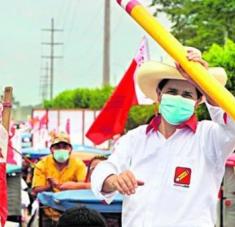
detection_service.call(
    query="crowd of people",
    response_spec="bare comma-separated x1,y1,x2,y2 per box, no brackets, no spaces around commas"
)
19,131,110,227
14,47,235,227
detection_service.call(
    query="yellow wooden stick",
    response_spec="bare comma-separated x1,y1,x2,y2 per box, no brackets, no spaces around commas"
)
2,87,13,132
117,0,235,120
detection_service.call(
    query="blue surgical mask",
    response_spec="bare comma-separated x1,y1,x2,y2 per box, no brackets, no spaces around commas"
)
159,94,195,125
53,149,70,163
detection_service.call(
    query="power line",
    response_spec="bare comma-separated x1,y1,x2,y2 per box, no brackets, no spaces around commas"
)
63,0,102,57
63,0,81,55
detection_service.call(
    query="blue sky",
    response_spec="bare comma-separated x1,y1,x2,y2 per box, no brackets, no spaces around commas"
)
0,0,171,105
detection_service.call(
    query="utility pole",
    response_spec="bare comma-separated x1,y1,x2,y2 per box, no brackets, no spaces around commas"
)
42,18,63,100
40,62,49,101
103,0,111,86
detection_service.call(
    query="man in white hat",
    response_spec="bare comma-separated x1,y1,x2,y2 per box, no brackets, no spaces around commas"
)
91,48,235,227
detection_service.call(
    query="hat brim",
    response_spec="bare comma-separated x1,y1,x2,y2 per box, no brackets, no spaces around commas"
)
50,139,71,148
136,61,227,103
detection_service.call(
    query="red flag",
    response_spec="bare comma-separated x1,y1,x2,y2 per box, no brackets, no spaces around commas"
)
39,112,48,130
86,37,151,145
7,125,17,165
65,118,71,135
0,125,9,227
0,164,7,227
28,116,39,129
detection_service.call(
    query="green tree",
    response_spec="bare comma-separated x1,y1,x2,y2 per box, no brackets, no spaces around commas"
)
151,0,235,51
203,39,235,96
49,90,76,109
43,86,113,110
126,105,156,130
45,38,235,128
43,85,156,131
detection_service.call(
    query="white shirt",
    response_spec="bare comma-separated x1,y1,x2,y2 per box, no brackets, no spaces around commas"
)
91,103,235,227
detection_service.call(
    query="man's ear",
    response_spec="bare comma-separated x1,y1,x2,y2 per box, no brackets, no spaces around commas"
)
156,88,162,103
195,96,203,108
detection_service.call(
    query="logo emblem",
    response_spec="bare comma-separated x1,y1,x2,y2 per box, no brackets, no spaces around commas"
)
174,167,191,187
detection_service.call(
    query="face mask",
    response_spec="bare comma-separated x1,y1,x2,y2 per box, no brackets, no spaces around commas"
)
159,94,195,125
53,149,70,163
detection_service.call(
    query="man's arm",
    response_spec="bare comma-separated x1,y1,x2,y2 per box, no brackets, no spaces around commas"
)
91,133,133,202
59,181,91,190
32,160,49,194
205,102,235,164
91,129,145,203
56,157,91,190
32,185,51,194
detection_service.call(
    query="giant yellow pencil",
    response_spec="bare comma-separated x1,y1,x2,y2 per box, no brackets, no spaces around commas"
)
116,0,235,120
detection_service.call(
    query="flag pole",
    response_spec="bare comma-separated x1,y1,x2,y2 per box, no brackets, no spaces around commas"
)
2,87,13,132
0,87,13,227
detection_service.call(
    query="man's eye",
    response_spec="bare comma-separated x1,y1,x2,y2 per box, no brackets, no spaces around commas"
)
182,93,193,98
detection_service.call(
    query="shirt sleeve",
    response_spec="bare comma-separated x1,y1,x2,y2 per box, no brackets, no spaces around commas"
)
205,102,235,165
32,160,47,188
75,158,87,182
91,131,133,204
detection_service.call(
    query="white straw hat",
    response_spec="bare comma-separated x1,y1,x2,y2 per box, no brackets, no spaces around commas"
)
136,61,227,102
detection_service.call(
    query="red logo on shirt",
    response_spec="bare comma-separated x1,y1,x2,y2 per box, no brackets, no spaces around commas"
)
174,167,191,187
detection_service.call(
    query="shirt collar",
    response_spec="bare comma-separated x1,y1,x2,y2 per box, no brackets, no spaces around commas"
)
146,114,198,135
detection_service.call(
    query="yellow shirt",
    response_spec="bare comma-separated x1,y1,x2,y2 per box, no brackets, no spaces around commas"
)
32,154,87,192
32,154,87,221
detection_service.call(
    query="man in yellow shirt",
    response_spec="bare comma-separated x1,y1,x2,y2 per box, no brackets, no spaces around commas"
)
32,132,90,226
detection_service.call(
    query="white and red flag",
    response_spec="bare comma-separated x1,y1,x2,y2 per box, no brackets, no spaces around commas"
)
65,118,71,136
39,112,48,130
7,125,17,165
0,124,9,227
86,37,152,145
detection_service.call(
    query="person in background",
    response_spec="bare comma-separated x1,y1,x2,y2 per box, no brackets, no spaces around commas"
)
86,155,108,182
32,132,90,227
57,206,108,227
86,155,121,227
21,178,31,227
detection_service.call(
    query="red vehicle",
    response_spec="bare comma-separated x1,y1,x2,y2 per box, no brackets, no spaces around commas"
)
218,153,235,227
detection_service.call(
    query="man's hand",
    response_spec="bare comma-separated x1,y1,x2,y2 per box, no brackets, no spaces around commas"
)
47,177,61,189
102,170,144,196
185,47,208,68
176,47,208,82
176,47,217,105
